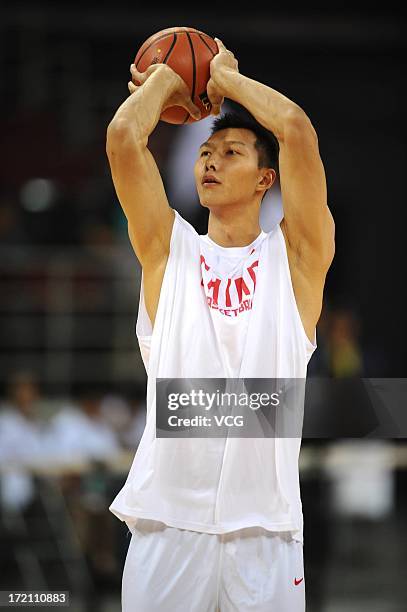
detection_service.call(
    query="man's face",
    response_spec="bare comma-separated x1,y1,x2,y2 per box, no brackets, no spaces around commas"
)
194,128,271,209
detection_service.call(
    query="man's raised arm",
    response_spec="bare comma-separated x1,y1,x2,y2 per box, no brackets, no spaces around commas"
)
208,39,335,272
106,64,201,267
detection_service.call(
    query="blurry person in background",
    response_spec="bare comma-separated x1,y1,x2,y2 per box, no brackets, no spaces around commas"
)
99,391,146,451
0,369,42,423
0,370,48,513
323,438,397,591
99,391,134,448
327,307,364,377
47,386,120,463
47,386,121,593
119,397,146,451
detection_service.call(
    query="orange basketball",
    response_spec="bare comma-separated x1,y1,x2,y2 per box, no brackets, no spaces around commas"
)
134,26,218,124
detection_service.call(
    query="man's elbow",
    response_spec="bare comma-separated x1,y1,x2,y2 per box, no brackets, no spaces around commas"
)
106,120,129,157
283,107,318,147
322,209,335,267
106,119,146,157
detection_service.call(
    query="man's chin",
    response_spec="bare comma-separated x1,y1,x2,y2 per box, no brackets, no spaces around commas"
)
199,196,227,209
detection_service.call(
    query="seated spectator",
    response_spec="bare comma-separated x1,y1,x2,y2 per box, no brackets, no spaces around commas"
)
46,386,120,465
0,370,49,512
99,392,134,448
46,387,121,589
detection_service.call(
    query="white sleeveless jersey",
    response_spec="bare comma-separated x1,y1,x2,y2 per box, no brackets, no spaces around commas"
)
109,210,317,544
199,230,267,377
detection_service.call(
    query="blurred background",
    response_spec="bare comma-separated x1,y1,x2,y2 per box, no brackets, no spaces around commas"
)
0,3,406,611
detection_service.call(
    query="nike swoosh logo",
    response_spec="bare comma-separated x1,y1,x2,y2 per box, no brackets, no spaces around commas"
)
294,577,304,586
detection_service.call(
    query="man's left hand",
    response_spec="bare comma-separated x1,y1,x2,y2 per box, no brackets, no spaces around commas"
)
207,38,239,116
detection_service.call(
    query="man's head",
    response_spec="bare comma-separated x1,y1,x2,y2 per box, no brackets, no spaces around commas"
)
194,111,279,210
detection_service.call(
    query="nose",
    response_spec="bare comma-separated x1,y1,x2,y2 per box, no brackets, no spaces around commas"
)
205,154,219,172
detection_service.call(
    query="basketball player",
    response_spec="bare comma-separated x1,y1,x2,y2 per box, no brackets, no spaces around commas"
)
106,38,335,612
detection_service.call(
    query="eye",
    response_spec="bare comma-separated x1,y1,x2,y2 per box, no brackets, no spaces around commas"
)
200,150,210,157
226,149,238,155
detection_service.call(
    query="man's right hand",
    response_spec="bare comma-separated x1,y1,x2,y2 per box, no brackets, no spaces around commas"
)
129,63,201,121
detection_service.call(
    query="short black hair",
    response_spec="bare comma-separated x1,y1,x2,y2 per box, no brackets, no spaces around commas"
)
210,109,279,174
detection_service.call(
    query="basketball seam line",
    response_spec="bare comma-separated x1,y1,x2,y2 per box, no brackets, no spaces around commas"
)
183,31,196,125
135,29,205,68
163,33,177,64
198,33,216,57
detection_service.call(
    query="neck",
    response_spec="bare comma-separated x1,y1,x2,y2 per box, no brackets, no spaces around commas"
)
207,202,262,247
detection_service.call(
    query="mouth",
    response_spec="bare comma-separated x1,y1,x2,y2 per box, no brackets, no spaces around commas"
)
202,175,221,187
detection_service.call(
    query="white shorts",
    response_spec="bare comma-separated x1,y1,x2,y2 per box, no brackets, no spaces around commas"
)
122,519,305,612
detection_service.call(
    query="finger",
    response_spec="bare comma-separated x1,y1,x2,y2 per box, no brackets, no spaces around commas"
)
214,37,227,52
186,100,201,121
128,81,137,94
207,85,223,115
130,64,146,83
130,64,140,78
214,38,235,59
207,80,223,111
178,96,201,121
211,97,224,116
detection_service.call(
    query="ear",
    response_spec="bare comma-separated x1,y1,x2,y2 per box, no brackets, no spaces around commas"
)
257,168,277,194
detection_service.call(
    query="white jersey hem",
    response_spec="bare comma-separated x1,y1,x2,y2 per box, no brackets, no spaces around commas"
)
110,505,303,543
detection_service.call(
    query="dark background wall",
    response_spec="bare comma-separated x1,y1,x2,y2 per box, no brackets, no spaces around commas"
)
0,4,405,386
0,6,406,611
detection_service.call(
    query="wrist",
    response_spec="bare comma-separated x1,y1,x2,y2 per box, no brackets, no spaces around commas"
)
211,65,239,95
153,64,180,95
